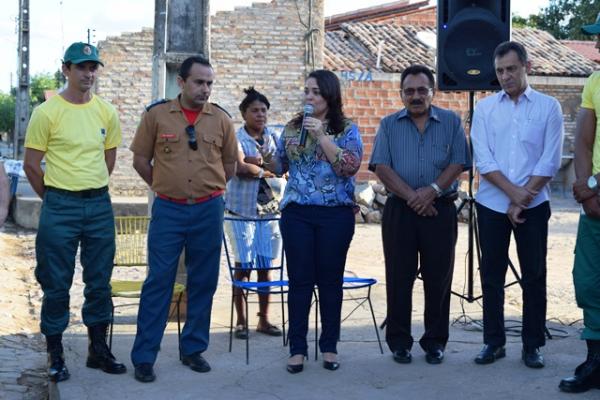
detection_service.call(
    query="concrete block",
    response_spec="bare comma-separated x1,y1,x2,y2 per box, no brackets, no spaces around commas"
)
13,196,149,230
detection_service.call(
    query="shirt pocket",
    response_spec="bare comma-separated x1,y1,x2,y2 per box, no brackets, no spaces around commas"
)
201,132,223,163
432,141,451,170
520,119,545,145
519,119,545,159
155,131,181,160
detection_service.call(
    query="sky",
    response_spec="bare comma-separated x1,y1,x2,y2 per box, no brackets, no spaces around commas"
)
0,0,552,93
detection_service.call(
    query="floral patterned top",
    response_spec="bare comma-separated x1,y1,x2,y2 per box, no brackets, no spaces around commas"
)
276,118,363,209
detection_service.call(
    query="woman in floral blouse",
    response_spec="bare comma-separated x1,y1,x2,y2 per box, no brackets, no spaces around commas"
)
272,69,363,373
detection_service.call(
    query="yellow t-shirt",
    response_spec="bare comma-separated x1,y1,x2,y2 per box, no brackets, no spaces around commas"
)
581,71,600,175
25,94,122,190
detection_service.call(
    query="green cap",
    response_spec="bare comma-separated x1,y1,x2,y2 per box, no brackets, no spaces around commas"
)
582,12,600,35
62,42,104,66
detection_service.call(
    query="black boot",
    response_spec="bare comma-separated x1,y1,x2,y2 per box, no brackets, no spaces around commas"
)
46,334,70,382
86,324,127,374
559,340,600,393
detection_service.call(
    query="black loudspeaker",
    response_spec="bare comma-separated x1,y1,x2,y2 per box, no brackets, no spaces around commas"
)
437,0,511,91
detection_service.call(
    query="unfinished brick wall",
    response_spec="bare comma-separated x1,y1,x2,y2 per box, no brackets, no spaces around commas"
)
97,0,324,196
97,29,154,197
211,0,324,126
371,6,437,27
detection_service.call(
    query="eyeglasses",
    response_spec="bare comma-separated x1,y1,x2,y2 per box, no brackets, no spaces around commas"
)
401,87,433,97
185,125,198,151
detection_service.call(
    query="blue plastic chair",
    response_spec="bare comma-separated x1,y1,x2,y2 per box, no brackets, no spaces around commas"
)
311,271,384,360
223,216,289,364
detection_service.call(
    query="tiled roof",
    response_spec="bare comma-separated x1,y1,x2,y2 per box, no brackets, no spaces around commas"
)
325,0,429,31
561,40,600,63
325,23,598,77
325,23,435,72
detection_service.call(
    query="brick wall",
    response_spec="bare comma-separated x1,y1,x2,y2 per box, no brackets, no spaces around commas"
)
97,0,325,196
97,29,154,197
211,0,324,127
96,2,585,195
370,6,437,26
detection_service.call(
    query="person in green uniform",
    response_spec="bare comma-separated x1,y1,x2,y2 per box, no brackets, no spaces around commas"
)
23,42,126,382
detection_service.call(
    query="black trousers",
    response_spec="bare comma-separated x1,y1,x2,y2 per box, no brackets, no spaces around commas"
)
280,204,355,356
382,196,457,352
476,201,550,348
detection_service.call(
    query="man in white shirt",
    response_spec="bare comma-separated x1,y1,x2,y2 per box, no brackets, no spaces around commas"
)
470,41,563,369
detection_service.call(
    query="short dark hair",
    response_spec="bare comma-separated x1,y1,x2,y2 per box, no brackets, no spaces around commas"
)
239,87,270,114
179,56,212,81
493,41,528,64
401,65,435,88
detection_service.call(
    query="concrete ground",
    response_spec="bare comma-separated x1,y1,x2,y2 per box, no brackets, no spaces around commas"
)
51,197,598,400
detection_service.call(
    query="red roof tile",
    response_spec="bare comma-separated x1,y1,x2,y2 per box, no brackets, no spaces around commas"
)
561,40,600,63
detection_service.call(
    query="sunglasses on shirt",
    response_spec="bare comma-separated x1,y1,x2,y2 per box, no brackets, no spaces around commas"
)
185,125,198,151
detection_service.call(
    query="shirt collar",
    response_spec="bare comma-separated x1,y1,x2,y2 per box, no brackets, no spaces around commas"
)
498,85,534,103
397,105,441,122
169,96,213,114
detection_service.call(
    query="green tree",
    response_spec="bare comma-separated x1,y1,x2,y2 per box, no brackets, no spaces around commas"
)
0,93,15,138
533,0,600,40
512,15,535,29
30,72,59,106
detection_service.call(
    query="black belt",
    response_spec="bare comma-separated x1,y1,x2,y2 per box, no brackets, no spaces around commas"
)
46,186,108,198
390,191,458,204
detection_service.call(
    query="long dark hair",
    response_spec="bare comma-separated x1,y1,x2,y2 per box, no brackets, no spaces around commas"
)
291,69,346,134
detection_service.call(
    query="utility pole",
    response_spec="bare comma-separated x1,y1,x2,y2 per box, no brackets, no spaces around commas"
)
87,28,96,44
152,0,210,286
152,0,210,100
13,0,30,160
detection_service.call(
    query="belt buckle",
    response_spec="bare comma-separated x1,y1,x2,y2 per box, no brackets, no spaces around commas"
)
187,198,195,205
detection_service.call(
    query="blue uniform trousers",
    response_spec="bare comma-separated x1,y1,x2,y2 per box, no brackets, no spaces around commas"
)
131,196,224,366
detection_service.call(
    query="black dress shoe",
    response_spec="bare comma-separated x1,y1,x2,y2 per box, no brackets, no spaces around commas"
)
559,355,600,393
522,347,544,369
392,349,412,364
181,352,211,373
474,345,505,365
425,347,444,365
286,363,304,374
134,363,156,383
323,360,340,371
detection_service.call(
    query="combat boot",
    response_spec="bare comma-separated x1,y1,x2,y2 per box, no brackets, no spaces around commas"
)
86,324,127,374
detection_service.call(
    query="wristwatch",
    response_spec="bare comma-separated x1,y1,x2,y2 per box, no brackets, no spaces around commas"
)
430,182,443,197
587,175,598,192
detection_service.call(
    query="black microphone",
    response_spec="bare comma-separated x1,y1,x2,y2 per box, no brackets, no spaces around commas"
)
298,104,314,148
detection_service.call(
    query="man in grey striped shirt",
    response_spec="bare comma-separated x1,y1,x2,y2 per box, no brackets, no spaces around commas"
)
369,64,468,366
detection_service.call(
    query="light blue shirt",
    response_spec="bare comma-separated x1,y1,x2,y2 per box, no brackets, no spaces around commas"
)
471,86,564,213
369,105,469,194
225,126,284,217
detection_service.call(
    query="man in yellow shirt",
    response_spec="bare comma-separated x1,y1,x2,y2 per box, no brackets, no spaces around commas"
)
23,42,126,382
559,15,600,393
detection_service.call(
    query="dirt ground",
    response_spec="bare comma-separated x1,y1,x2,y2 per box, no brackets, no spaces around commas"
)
0,196,594,399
